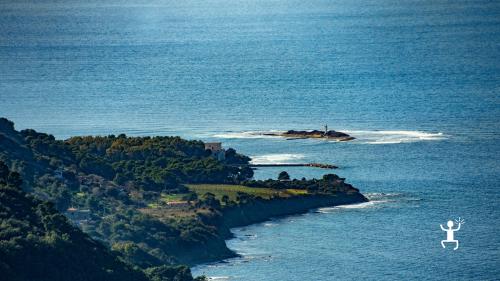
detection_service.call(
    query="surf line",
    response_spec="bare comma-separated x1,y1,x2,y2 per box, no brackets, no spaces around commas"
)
242,163,338,169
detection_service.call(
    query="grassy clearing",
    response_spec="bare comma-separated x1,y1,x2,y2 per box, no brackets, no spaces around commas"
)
284,188,309,196
159,193,188,203
186,184,309,201
147,202,160,209
145,193,189,209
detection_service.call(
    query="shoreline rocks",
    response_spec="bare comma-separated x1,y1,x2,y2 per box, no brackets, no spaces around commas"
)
187,192,368,266
266,129,355,141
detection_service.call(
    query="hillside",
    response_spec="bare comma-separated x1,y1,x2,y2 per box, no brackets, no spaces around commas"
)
0,118,249,265
0,161,201,281
0,118,366,270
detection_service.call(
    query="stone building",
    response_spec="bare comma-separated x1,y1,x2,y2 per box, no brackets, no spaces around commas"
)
204,142,226,161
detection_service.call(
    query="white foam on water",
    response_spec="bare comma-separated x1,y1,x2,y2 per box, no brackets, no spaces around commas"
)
317,201,382,213
316,192,420,213
342,130,448,144
212,130,284,139
366,192,404,200
212,129,448,144
250,153,306,164
337,201,385,209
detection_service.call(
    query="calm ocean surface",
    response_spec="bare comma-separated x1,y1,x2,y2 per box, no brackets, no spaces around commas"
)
1,0,499,280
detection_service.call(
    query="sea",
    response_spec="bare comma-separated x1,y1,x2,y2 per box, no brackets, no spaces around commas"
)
1,0,499,280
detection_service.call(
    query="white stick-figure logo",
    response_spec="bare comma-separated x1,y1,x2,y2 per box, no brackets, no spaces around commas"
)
440,217,464,250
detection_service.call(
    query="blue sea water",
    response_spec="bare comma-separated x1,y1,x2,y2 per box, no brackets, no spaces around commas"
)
1,0,499,280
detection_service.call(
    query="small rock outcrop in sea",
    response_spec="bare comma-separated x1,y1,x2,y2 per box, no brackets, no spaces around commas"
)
266,129,355,141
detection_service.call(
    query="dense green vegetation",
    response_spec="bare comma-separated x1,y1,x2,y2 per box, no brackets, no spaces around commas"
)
0,118,241,277
0,117,251,195
0,118,364,279
242,173,360,194
0,161,206,281
187,184,308,202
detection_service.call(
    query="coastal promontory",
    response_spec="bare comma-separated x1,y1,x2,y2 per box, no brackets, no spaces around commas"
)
0,118,366,281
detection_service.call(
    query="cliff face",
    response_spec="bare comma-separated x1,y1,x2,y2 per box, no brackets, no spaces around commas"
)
0,118,368,275
222,192,368,228
182,192,368,266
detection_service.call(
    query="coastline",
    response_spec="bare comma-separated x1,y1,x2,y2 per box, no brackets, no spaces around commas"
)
0,118,368,276
186,192,368,266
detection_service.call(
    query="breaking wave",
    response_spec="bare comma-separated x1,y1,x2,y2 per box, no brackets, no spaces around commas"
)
316,192,415,213
212,130,447,144
343,130,447,144
317,201,381,213
250,153,305,164
212,130,283,139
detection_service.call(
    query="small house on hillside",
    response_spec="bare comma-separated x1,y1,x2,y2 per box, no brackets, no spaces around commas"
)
204,142,226,161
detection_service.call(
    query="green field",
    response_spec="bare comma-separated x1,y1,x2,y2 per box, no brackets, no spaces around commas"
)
159,193,188,202
186,184,308,202
144,193,189,209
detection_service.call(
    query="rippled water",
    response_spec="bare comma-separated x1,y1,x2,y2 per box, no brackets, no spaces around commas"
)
1,0,499,280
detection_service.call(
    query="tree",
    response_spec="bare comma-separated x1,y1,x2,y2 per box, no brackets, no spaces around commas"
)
0,161,9,180
113,172,128,185
145,265,194,281
278,171,290,181
0,163,150,281
322,174,339,182
221,195,230,206
0,161,22,187
224,148,251,165
79,156,115,179
183,192,198,202
236,192,255,204
200,192,220,209
0,117,15,132
238,166,254,181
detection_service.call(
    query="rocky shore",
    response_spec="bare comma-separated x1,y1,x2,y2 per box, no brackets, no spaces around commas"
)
185,191,368,266
222,192,367,229
265,129,355,141
249,163,338,169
